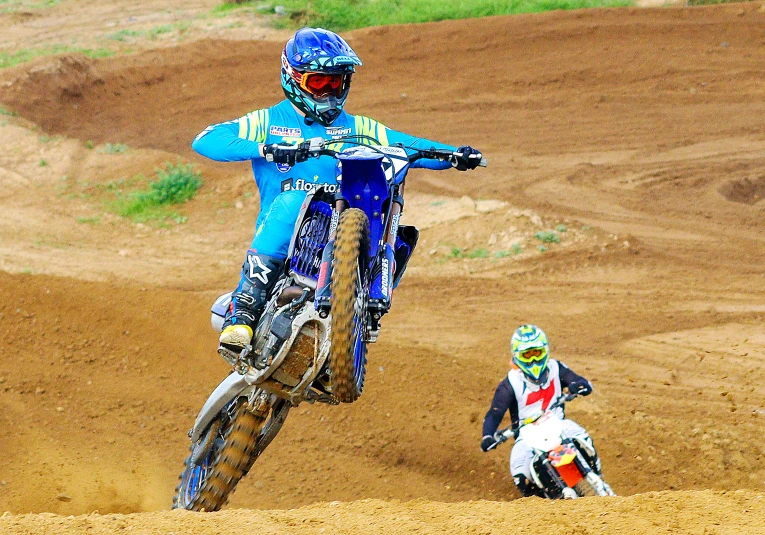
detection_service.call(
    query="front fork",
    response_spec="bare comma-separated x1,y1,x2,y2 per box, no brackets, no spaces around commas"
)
369,184,402,320
315,184,403,327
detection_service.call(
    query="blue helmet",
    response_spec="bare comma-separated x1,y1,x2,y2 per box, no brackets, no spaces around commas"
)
281,28,362,126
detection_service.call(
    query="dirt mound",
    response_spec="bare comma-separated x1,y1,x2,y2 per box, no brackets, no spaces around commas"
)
3,491,765,535
718,176,765,205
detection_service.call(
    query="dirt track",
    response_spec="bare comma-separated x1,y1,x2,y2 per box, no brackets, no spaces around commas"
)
1,1,765,533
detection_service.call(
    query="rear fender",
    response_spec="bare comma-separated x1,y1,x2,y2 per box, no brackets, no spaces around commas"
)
189,373,258,443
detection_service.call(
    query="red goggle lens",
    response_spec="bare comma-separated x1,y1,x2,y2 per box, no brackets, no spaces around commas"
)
301,73,345,97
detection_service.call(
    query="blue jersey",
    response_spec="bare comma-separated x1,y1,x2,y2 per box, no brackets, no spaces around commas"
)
192,99,455,228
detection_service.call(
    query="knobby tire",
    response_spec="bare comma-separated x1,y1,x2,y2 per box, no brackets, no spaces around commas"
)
329,208,370,403
173,399,265,511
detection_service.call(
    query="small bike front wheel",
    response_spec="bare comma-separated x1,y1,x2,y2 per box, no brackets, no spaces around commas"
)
329,208,370,403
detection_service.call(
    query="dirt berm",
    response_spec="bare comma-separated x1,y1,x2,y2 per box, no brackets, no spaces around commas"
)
0,1,764,533
2,491,765,534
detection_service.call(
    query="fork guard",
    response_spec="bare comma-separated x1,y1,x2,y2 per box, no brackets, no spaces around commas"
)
393,225,418,288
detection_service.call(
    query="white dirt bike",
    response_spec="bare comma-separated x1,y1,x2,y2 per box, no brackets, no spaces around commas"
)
492,393,616,499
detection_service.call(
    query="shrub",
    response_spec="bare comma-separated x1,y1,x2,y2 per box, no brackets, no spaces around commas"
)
534,230,560,244
150,162,203,204
110,161,202,223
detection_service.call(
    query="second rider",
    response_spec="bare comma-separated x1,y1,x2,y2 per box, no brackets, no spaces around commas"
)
192,27,483,356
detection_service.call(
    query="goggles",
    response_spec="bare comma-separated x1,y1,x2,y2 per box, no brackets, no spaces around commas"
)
300,72,348,98
517,347,548,364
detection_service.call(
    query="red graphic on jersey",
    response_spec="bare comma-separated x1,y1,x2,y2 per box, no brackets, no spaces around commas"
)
527,381,556,410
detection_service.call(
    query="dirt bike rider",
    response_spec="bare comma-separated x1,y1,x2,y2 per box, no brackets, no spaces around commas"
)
480,325,600,498
191,27,483,355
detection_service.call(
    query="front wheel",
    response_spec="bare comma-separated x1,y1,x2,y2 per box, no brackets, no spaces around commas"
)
329,208,370,403
575,473,616,497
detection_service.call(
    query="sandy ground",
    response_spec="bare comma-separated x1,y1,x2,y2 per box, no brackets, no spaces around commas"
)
1,1,764,533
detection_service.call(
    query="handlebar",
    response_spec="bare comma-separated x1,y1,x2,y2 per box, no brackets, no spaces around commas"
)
488,392,578,450
261,136,488,168
408,147,488,168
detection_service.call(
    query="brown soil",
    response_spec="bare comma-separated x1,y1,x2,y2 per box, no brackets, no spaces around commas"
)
1,2,764,533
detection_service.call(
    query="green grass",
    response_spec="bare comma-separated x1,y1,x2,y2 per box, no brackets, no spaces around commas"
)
0,105,17,116
105,29,141,42
0,0,62,14
468,248,490,259
0,46,114,69
148,25,173,38
534,230,561,244
272,0,633,31
447,246,495,259
101,142,128,154
494,244,524,258
211,1,274,16
109,161,202,223
76,216,100,224
104,22,191,43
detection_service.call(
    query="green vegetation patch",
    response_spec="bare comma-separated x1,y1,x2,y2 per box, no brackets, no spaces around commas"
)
211,1,274,16
272,0,634,31
109,161,202,224
686,0,740,4
534,230,561,243
105,29,142,42
0,46,114,69
101,142,128,154
0,0,63,14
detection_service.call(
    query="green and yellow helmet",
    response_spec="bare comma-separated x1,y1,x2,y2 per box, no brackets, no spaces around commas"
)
511,324,550,385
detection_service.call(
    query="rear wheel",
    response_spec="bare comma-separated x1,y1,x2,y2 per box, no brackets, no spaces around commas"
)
173,397,278,511
329,208,370,403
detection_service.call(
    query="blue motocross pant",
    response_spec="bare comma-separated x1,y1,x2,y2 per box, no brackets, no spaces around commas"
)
250,189,307,258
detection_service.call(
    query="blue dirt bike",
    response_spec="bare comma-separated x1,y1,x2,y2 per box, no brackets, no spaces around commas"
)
172,136,485,511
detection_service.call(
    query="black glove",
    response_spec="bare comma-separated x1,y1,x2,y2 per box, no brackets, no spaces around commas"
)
451,146,483,171
568,379,592,396
480,435,497,452
262,144,309,167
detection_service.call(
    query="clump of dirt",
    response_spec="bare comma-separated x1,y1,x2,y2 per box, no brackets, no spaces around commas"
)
718,176,765,205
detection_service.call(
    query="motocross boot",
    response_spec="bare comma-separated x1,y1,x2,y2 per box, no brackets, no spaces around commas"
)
219,251,283,355
514,475,546,498
314,241,334,316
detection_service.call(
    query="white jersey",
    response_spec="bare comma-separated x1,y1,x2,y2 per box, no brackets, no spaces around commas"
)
507,359,564,422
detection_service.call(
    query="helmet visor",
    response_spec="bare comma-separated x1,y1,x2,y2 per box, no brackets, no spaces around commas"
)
517,347,548,364
300,72,348,98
